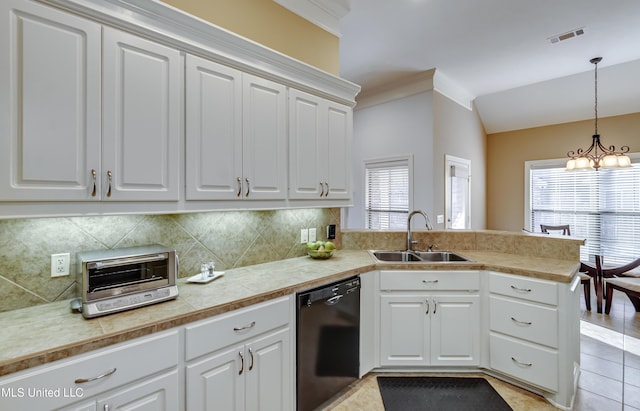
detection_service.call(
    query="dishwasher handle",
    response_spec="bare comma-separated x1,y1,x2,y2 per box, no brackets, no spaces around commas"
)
325,295,343,305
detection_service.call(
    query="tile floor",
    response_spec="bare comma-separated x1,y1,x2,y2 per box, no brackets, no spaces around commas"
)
321,288,640,410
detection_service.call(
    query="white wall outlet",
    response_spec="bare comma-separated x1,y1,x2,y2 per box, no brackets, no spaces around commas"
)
437,215,444,224
51,253,70,277
300,228,309,244
309,227,317,242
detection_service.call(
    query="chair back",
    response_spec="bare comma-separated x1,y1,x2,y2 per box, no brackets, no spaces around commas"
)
540,224,571,236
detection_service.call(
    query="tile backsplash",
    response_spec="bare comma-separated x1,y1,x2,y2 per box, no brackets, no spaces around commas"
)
0,208,339,313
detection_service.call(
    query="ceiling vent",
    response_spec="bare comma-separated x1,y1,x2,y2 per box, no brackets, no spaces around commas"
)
548,28,585,44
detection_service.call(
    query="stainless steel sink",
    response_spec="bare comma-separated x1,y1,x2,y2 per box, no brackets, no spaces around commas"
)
414,251,470,262
371,251,423,262
370,250,471,263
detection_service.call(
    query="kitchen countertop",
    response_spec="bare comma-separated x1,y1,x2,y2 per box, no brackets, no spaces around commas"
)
0,249,579,377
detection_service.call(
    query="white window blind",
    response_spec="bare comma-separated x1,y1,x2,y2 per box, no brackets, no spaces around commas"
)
529,159,640,264
365,158,409,230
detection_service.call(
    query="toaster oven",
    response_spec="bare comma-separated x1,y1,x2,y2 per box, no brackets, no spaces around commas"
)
77,244,179,318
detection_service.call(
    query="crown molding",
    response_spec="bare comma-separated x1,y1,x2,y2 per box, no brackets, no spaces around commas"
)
355,70,436,110
40,0,360,105
273,0,349,37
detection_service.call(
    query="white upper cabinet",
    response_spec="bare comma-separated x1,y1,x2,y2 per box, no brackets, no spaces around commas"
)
288,89,352,200
0,0,101,201
185,55,243,200
102,27,181,201
0,1,181,202
185,55,287,201
242,74,287,200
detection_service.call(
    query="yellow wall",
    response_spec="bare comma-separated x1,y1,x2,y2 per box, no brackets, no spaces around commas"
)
486,112,640,232
163,0,339,75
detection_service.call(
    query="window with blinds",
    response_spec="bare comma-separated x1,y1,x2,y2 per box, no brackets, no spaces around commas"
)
528,157,640,264
365,157,410,230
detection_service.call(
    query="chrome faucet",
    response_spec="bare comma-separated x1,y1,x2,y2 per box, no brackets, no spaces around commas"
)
407,210,432,251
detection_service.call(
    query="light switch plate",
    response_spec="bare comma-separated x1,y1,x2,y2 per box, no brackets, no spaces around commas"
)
300,228,309,244
437,215,444,224
309,228,317,242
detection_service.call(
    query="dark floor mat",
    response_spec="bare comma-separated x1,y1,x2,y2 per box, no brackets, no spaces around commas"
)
377,376,513,411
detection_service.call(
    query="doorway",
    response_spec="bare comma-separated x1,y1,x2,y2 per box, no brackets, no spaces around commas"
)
445,155,471,229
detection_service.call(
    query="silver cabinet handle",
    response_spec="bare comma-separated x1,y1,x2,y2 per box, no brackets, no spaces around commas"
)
104,405,110,411
236,177,242,197
422,279,439,284
510,285,532,292
511,357,532,367
511,316,533,326
433,298,437,314
324,181,329,197
245,177,250,197
425,299,430,314
106,170,112,197
233,321,256,332
319,182,325,197
238,351,244,375
248,347,254,371
91,169,97,197
75,368,117,384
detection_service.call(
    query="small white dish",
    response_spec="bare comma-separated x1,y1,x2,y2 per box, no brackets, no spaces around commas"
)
187,271,225,284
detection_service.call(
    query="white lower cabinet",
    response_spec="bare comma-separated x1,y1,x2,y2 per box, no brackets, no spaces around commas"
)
0,331,179,411
488,271,580,409
184,296,293,411
379,270,481,367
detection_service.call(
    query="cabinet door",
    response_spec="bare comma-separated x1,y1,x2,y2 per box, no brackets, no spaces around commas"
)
186,345,245,411
185,54,243,200
245,328,292,411
430,294,480,365
102,27,181,201
288,89,323,198
324,101,352,199
242,74,287,200
0,0,101,201
96,370,179,411
380,295,429,366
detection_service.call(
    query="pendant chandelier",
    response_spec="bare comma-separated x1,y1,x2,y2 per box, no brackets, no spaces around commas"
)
566,57,631,171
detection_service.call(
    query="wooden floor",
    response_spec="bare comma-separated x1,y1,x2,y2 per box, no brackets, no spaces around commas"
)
321,288,640,410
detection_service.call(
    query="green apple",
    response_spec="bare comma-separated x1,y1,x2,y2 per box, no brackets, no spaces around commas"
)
324,241,335,251
306,242,319,250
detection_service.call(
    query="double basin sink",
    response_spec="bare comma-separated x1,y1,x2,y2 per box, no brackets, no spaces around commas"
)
370,250,472,263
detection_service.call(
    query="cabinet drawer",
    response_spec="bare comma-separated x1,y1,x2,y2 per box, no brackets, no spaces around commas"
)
0,330,179,410
380,270,481,291
185,296,291,361
489,272,558,305
490,332,558,392
489,295,558,348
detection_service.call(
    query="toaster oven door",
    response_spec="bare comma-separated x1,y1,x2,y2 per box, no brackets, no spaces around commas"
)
84,253,173,302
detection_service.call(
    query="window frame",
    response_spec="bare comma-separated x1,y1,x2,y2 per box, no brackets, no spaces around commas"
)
363,155,414,230
525,153,640,264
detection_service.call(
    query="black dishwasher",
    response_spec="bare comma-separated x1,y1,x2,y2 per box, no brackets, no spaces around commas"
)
296,276,360,411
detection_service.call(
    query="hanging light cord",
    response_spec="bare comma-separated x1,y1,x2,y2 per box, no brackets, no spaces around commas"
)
593,58,598,135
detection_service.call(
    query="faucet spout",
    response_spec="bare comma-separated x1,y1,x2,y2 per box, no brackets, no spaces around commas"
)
407,210,432,251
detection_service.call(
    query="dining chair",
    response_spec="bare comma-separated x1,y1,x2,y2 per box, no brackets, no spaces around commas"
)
539,224,591,310
540,224,571,235
602,258,640,314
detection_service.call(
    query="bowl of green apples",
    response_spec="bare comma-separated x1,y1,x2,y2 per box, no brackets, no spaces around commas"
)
306,241,336,259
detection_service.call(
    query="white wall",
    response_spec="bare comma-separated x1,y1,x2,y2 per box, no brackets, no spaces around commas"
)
344,91,435,229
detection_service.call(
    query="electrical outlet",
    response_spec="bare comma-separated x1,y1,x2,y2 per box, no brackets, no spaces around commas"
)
437,215,444,224
309,228,317,242
51,253,70,277
300,228,309,244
